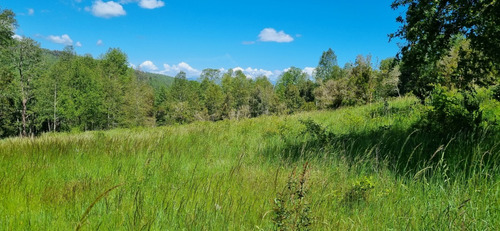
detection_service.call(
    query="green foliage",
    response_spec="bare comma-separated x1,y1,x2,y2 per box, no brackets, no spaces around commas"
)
314,78,350,109
493,85,500,102
0,67,18,137
276,67,311,113
200,77,224,121
350,55,376,104
0,8,16,47
315,48,342,82
418,85,482,133
391,1,499,99
376,58,401,99
11,37,43,136
314,54,394,109
250,76,278,117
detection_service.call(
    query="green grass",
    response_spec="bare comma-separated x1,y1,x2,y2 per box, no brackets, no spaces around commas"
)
1,96,499,230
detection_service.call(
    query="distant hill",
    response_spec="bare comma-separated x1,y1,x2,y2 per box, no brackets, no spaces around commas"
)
135,70,175,90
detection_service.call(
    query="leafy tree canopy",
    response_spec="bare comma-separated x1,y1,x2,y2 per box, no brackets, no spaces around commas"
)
391,0,499,98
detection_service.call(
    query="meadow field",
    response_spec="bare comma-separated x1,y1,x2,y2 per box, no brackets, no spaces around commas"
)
1,96,499,230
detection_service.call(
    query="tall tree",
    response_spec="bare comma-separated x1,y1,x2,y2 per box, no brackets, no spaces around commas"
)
0,66,17,138
100,48,129,128
250,76,276,117
199,68,222,84
34,46,75,132
315,48,342,82
0,8,17,138
377,57,401,98
350,55,375,104
200,72,224,121
276,67,308,112
0,8,16,47
11,38,42,136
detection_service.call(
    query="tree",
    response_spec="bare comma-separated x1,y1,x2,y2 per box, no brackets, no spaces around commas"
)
100,48,129,128
276,67,308,96
376,57,401,98
0,8,17,138
0,8,16,47
350,55,375,104
231,70,251,112
391,1,499,131
159,71,202,124
122,73,154,127
171,71,189,101
315,48,342,82
199,68,222,84
390,0,500,99
250,76,277,117
200,73,224,121
11,38,42,136
0,66,18,137
33,46,75,132
314,78,352,109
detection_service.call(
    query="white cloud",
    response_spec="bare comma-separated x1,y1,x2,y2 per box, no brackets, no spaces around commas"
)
47,34,73,45
303,67,316,76
159,62,201,77
12,34,23,41
258,28,294,43
75,41,82,47
96,39,103,46
139,60,159,71
139,0,165,9
88,0,126,18
28,9,35,15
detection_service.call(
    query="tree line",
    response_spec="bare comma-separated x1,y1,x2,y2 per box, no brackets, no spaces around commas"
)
2,0,499,138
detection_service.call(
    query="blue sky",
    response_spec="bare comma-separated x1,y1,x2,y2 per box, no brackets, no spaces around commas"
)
4,0,404,79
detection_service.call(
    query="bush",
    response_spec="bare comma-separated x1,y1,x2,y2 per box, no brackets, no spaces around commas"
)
418,85,482,133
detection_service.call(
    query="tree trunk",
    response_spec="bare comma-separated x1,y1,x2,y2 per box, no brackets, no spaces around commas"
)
21,98,27,137
18,49,27,137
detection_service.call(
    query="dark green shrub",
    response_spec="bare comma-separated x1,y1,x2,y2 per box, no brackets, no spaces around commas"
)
418,85,482,133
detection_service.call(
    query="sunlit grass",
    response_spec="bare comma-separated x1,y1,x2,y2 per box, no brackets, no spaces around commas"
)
1,96,499,230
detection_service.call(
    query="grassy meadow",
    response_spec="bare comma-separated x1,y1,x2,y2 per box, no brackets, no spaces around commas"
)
1,96,499,230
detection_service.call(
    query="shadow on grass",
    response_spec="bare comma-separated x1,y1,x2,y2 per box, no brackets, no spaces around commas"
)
263,119,500,177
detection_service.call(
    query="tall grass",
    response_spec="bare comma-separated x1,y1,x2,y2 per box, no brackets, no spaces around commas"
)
0,96,499,230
